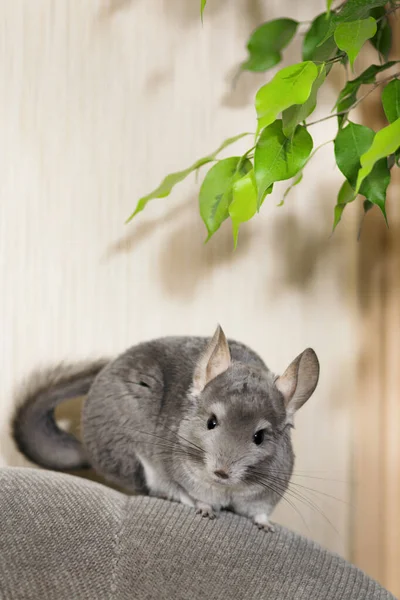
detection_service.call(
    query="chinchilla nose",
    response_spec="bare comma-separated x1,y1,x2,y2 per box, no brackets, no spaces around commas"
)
214,469,229,480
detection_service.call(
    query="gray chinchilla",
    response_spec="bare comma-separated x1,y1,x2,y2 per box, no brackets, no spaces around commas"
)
12,325,319,530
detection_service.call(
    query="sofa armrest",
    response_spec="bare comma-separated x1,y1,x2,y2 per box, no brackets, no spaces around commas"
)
0,468,394,600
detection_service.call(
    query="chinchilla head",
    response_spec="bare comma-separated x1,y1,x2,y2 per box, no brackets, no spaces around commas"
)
179,326,319,488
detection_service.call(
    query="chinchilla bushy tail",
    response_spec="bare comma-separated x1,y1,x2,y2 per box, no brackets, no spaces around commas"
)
11,360,109,470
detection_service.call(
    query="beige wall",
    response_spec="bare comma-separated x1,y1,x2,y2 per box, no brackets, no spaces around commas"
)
0,0,358,556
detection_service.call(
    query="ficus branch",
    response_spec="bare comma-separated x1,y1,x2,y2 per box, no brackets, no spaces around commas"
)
307,71,400,127
314,53,346,67
376,3,400,22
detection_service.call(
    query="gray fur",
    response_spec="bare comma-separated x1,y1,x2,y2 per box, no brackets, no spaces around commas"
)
12,328,320,529
12,360,109,470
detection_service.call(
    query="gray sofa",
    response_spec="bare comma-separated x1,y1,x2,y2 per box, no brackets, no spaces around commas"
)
0,467,395,599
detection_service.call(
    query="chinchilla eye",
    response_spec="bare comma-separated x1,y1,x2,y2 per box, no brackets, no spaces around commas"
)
207,414,218,430
253,430,265,445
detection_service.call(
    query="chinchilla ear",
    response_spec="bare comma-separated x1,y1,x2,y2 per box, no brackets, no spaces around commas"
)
192,325,231,396
275,348,319,426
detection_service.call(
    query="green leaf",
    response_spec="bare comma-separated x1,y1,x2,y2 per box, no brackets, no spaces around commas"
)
334,121,390,217
199,157,252,239
335,62,398,126
335,122,375,186
229,171,272,248
127,132,251,222
229,171,257,249
282,64,326,136
333,0,387,21
388,154,396,169
254,120,313,203
319,0,388,45
334,17,377,69
382,79,400,124
200,0,206,21
278,172,303,206
356,118,400,193
302,13,337,62
364,199,374,214
333,180,356,231
242,19,298,73
369,7,392,61
255,62,318,132
361,159,391,219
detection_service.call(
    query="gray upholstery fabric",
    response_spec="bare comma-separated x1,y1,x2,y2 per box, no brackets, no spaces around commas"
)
0,468,395,600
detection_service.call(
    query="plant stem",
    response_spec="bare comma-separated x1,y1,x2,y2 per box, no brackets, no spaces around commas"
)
307,71,400,127
309,138,335,158
332,0,400,20
376,4,400,22
315,53,346,66
332,0,348,12
307,112,346,127
237,145,256,171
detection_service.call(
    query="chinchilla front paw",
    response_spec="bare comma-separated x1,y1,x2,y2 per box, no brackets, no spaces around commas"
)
254,514,275,532
195,502,217,520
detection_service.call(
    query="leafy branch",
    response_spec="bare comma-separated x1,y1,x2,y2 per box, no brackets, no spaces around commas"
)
307,69,400,126
128,0,400,245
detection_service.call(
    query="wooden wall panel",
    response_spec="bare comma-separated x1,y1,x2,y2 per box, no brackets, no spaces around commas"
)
353,16,400,596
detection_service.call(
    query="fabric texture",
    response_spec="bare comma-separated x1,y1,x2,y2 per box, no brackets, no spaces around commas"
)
0,467,395,600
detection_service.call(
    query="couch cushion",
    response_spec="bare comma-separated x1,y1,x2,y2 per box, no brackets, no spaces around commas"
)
0,468,394,600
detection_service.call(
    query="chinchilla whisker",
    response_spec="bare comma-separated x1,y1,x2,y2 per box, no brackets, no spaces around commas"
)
130,438,198,457
288,482,350,507
256,475,336,535
249,470,323,517
132,429,203,460
126,428,203,458
132,444,201,462
264,476,329,516
250,475,310,533
176,434,204,455
249,469,350,506
263,467,348,484
163,425,205,455
127,420,204,456
139,447,202,462
254,474,340,536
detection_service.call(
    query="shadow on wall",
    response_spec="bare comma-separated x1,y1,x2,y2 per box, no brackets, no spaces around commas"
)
97,0,134,18
97,0,227,22
97,0,349,119
97,0,266,97
103,198,193,259
94,0,360,302
156,213,251,299
267,181,356,296
104,195,252,300
105,182,358,302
